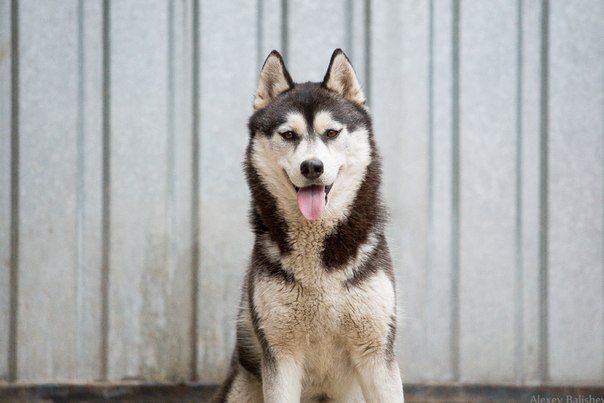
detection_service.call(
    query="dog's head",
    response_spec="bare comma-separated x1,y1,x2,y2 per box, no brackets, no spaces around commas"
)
247,49,375,224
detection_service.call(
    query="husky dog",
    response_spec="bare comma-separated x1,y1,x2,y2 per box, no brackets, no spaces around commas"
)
214,49,404,403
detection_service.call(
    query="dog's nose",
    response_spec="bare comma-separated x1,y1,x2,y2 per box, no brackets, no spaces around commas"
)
300,159,324,179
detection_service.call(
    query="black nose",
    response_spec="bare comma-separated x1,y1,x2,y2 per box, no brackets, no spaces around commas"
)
300,159,324,179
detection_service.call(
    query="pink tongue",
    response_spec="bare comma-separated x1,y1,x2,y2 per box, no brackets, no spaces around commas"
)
296,185,326,220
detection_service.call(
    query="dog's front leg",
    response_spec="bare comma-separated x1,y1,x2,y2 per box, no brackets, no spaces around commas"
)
261,355,303,403
355,355,404,403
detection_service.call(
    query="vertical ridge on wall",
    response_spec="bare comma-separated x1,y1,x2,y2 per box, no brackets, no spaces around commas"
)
170,0,194,383
519,0,543,385
450,0,460,382
75,0,104,381
396,0,431,384
100,0,111,382
9,0,19,382
513,0,524,385
257,0,263,69
0,0,16,383
427,0,434,245
190,0,200,383
363,0,371,105
538,0,549,383
0,0,7,380
280,0,288,62
166,0,176,282
76,0,87,380
9,0,19,383
345,0,353,61
427,0,456,383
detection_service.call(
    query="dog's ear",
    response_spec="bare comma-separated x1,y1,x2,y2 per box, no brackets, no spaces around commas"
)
254,50,294,110
321,49,365,105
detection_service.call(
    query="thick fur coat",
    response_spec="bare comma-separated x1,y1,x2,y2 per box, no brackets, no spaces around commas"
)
214,49,404,403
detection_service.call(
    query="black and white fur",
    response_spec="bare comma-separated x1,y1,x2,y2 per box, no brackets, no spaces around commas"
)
214,49,404,403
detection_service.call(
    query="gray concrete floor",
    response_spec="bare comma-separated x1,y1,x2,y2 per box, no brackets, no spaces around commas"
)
0,383,603,402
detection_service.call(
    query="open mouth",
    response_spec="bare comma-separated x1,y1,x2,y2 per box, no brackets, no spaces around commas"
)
293,184,333,202
293,184,333,221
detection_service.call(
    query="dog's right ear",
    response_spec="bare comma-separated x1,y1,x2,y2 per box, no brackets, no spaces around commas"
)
254,50,294,110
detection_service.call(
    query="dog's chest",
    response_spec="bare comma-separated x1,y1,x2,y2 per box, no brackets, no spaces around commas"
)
252,226,395,398
255,232,349,334
262,260,358,389
262,245,391,398
256,228,390,348
277,252,348,337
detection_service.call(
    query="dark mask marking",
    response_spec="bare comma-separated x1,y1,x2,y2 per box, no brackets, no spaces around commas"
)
385,314,398,364
253,239,296,286
345,233,393,288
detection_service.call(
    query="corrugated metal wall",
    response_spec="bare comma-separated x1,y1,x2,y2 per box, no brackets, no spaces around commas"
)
1,0,602,386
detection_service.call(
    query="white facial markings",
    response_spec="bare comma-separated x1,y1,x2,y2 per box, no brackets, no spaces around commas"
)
282,110,348,192
278,111,342,190
276,112,307,139
250,109,372,226
285,134,343,188
313,110,343,135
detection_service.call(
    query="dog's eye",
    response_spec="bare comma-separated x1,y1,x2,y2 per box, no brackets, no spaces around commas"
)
280,131,295,140
325,129,341,138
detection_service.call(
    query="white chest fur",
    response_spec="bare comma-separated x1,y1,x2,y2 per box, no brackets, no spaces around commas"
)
252,224,396,399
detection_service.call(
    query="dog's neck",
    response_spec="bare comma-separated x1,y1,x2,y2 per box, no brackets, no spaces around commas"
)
247,147,385,270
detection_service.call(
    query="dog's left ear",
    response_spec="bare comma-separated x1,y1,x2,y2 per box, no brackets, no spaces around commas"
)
321,49,365,105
